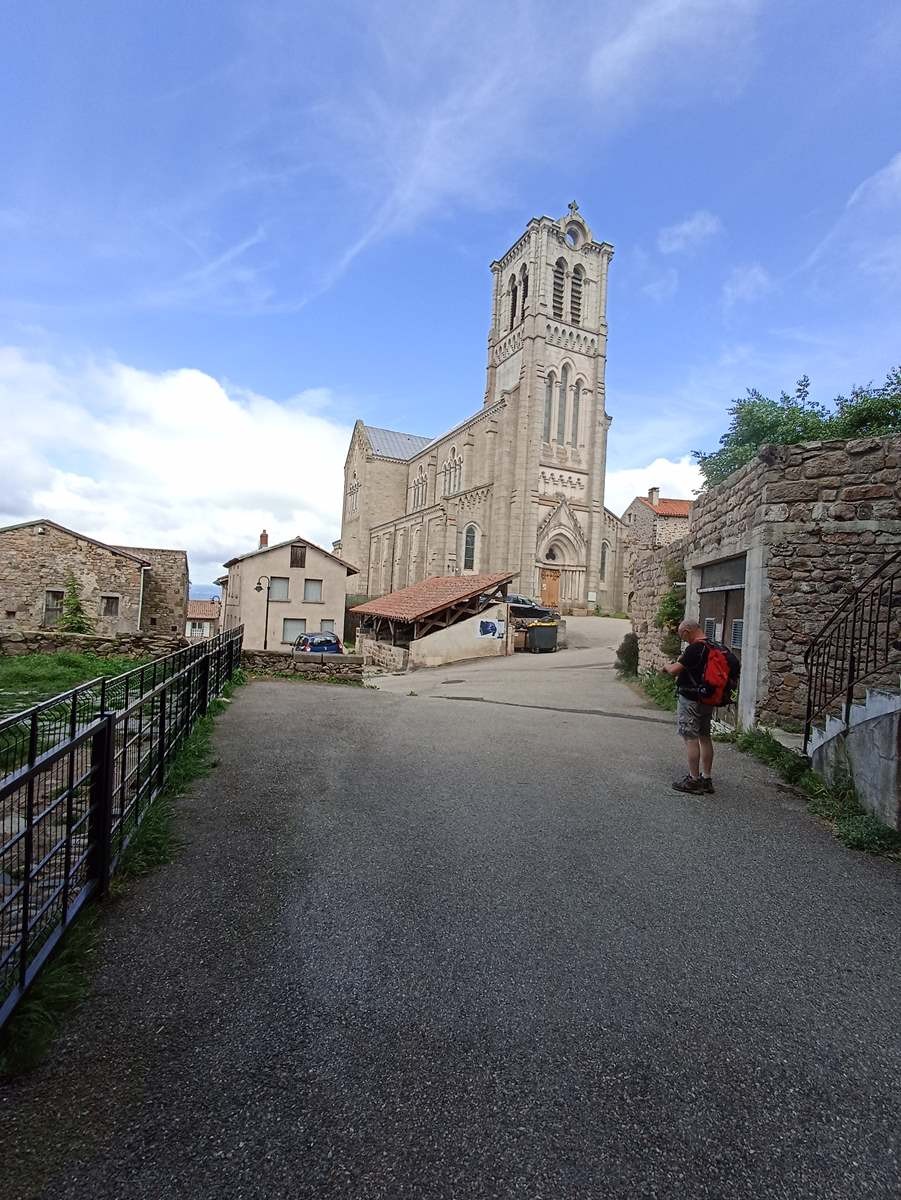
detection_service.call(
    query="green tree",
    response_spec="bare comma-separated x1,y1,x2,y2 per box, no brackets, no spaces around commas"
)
694,367,901,488
58,574,96,634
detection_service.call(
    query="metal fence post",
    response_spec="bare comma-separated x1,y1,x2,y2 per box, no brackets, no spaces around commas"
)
157,686,168,791
87,713,116,897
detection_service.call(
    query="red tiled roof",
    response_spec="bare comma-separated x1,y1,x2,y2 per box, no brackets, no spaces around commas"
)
187,600,220,620
351,572,516,622
638,497,692,517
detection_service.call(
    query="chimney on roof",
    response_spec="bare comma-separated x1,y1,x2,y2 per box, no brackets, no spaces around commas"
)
648,487,660,506
259,529,269,550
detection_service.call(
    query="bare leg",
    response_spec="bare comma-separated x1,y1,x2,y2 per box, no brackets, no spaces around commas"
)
685,738,701,778
699,735,714,778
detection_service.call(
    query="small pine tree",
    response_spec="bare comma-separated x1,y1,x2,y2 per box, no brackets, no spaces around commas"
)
58,573,95,634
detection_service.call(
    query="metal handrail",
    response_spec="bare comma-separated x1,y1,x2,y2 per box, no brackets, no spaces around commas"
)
803,551,901,751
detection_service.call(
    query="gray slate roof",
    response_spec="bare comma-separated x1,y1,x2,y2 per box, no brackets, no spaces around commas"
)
364,425,431,460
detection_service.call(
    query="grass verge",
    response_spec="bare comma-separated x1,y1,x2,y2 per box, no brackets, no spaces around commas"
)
0,672,244,1076
619,669,678,712
716,726,901,860
0,651,149,717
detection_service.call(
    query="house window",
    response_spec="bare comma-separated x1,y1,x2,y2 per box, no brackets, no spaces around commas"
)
304,578,323,603
269,576,289,601
4,610,14,619
43,589,64,627
283,618,306,642
730,619,744,650
290,545,306,568
320,619,335,633
190,620,204,636
463,525,476,571
101,595,119,618
150,617,157,627
704,618,717,640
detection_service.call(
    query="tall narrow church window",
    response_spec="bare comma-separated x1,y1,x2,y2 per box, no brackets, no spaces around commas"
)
570,381,581,447
463,525,476,570
544,373,555,442
553,259,566,320
571,265,584,326
521,266,529,306
509,276,518,330
600,541,609,581
413,465,426,510
557,365,569,443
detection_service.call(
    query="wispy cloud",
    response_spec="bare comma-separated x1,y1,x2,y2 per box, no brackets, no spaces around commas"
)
804,150,901,288
658,209,723,254
722,262,773,307
642,267,679,302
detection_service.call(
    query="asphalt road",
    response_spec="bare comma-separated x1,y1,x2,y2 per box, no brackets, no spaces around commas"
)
2,624,899,1198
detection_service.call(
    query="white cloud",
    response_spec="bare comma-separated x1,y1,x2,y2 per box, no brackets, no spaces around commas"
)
0,348,352,586
658,209,723,254
722,262,773,307
805,150,901,288
605,456,702,516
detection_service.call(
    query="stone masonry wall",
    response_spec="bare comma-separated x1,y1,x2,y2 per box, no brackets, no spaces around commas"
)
631,435,901,727
358,636,410,672
0,629,188,658
0,523,146,636
630,537,689,674
242,649,364,679
119,546,189,635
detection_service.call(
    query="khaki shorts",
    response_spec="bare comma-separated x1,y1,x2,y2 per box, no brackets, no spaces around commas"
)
677,695,713,740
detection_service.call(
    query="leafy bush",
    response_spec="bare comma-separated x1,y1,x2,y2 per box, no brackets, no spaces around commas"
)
654,587,685,632
615,632,639,676
659,630,682,658
694,366,901,487
639,670,677,710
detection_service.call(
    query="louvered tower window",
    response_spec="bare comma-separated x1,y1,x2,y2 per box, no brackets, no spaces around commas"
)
552,259,566,320
571,266,584,326
509,276,518,330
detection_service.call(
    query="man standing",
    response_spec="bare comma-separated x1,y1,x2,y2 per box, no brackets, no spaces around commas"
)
663,619,721,794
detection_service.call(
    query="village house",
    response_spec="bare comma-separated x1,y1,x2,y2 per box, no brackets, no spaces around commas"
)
0,518,188,637
185,599,221,640
220,530,358,651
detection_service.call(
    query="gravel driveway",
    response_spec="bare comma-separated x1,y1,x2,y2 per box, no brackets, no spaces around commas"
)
1,649,899,1199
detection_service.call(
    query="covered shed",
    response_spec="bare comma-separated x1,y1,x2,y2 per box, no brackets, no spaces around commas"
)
352,572,516,671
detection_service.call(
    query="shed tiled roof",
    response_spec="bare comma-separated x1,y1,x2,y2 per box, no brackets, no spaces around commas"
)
364,425,431,460
638,497,692,517
187,600,220,620
351,572,516,623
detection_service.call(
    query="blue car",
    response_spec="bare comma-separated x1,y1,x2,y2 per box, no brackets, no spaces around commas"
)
293,632,344,655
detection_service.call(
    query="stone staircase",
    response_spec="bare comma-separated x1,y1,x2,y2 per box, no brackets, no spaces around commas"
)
807,682,901,754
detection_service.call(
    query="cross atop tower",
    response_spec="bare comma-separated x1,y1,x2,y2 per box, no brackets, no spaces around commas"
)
567,200,580,217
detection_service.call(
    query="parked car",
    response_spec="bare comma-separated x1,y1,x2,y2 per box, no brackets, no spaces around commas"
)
503,593,560,622
293,632,344,655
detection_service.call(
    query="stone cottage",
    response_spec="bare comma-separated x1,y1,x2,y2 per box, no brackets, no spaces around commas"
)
0,519,188,638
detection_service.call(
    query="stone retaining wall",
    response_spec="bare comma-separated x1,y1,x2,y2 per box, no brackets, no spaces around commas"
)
242,649,364,679
358,636,409,672
0,629,188,659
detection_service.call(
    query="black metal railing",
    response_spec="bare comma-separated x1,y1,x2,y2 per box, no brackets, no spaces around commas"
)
803,550,901,751
0,626,243,1030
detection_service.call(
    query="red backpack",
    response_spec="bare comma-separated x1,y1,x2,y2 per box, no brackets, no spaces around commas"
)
694,641,739,706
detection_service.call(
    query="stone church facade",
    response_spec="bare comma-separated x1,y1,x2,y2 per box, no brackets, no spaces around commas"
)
338,205,627,614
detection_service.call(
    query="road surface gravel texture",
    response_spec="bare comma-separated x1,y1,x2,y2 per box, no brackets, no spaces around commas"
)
1,619,899,1199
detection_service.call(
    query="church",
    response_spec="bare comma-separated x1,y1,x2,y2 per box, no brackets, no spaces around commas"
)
337,205,628,615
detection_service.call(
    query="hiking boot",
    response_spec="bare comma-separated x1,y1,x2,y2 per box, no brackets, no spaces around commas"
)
699,777,716,794
672,774,705,794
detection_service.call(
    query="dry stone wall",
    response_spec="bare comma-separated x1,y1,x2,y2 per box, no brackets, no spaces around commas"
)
358,636,409,672
242,649,364,679
0,629,187,659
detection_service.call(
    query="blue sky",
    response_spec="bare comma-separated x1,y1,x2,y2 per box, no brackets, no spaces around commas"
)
1,0,900,587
